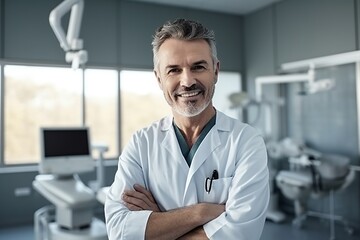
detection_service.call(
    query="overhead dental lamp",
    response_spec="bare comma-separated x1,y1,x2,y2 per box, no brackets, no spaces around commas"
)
255,66,335,102
49,0,88,69
228,91,254,109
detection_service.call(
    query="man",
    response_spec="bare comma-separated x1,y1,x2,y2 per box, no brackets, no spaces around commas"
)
105,19,269,240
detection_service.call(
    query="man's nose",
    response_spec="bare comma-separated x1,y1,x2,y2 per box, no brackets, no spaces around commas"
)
180,69,196,87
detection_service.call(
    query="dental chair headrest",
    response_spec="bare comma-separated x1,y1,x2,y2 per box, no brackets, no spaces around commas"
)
317,154,350,180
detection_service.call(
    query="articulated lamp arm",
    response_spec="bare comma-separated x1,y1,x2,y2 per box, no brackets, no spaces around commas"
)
49,0,88,69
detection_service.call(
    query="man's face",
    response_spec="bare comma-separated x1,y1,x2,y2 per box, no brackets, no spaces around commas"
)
154,38,219,117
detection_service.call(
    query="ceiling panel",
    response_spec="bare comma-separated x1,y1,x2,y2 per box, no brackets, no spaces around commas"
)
127,0,282,15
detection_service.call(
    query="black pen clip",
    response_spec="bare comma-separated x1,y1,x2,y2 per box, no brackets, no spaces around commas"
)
212,170,219,180
205,170,219,194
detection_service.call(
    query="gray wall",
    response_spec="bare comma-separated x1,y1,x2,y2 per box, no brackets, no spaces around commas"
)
2,0,119,66
1,0,243,70
275,0,356,68
0,1,3,57
0,0,242,227
118,1,243,70
245,0,360,225
244,6,281,140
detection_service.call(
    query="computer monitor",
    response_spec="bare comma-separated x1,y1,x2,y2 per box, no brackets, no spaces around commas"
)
39,127,95,176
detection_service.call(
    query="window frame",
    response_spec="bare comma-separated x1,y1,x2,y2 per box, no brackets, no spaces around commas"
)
0,61,122,171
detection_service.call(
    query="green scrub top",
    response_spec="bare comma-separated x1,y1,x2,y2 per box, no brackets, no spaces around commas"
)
173,114,216,166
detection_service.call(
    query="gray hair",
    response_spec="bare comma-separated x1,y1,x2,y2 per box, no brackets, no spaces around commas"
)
152,19,218,70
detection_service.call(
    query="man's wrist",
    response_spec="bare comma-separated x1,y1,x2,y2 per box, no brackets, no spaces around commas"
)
195,203,225,225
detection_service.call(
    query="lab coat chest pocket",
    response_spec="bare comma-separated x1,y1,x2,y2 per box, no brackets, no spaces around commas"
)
203,177,232,204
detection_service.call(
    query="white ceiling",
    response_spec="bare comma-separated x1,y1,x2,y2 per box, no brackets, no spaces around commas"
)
128,0,282,15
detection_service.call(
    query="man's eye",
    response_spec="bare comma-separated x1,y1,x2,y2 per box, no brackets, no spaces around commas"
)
192,65,206,71
168,69,180,74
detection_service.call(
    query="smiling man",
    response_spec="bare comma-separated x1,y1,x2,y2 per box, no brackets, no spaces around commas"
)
156,38,216,117
105,19,269,240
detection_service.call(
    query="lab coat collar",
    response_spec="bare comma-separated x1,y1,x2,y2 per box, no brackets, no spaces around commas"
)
160,110,230,205
160,116,190,173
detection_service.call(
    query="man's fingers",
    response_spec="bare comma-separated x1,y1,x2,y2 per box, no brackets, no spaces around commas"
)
132,185,160,212
133,184,157,203
122,191,151,210
123,202,142,211
123,189,154,208
122,185,161,212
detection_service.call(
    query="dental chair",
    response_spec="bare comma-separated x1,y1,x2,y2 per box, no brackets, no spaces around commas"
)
275,152,355,239
33,127,107,240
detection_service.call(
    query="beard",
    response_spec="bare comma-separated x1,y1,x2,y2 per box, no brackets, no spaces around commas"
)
168,82,215,117
173,99,211,117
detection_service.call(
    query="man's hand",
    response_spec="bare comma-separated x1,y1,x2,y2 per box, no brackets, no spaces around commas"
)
122,184,161,212
122,184,225,240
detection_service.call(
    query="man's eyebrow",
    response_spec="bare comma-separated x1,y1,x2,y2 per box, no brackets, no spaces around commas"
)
193,60,209,66
165,64,179,69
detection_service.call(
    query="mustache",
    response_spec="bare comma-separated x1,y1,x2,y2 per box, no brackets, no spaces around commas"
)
175,84,204,94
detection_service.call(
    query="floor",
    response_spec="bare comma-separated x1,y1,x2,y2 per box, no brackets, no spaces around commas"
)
261,217,358,240
0,218,358,240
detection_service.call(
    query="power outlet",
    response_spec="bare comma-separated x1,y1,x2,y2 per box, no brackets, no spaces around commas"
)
14,187,31,197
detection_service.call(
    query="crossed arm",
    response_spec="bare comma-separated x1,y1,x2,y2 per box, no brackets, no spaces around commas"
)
122,184,225,240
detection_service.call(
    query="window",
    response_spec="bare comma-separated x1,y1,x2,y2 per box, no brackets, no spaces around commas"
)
3,65,83,164
120,70,171,148
84,69,119,158
213,72,242,120
2,65,120,165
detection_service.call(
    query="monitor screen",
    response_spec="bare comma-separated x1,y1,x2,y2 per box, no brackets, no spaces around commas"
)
40,127,95,176
43,129,90,157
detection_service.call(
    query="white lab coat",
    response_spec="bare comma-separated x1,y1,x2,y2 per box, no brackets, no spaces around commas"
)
105,111,269,240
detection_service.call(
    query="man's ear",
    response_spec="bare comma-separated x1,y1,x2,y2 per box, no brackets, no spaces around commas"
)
154,70,162,90
214,61,220,84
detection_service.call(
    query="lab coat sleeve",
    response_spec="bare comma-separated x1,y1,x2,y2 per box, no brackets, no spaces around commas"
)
104,133,152,240
203,127,270,240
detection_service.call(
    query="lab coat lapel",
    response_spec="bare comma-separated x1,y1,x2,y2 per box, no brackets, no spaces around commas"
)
183,122,222,204
160,116,189,173
189,128,221,177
